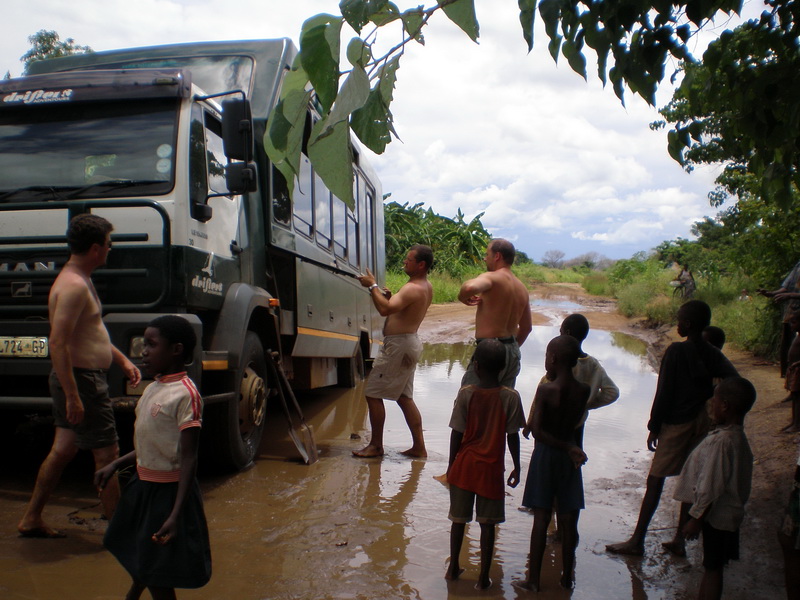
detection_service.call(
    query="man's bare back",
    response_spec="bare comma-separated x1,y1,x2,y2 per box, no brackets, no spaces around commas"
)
471,268,530,339
459,240,532,344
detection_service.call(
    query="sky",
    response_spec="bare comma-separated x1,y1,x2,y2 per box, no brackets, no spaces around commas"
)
1,1,764,261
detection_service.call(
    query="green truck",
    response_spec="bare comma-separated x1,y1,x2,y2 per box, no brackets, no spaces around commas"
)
0,40,385,470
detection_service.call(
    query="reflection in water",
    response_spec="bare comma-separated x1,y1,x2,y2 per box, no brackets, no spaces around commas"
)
409,326,662,598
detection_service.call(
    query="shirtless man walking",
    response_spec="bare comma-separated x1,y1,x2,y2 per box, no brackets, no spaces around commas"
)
459,239,532,388
352,245,433,458
18,214,141,538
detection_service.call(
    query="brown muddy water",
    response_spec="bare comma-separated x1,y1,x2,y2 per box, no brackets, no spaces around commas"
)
1,315,741,599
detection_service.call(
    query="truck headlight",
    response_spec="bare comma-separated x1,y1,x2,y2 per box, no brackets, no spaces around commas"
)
129,336,145,359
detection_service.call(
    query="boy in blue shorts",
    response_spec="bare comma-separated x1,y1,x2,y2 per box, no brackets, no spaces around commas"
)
446,339,526,590
515,335,590,592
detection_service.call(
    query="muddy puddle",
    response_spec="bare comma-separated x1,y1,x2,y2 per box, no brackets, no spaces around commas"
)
2,313,719,599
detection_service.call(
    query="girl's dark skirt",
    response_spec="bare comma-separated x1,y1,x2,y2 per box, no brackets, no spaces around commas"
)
104,473,211,589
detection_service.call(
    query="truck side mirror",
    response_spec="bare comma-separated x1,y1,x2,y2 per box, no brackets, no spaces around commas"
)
226,162,258,194
222,98,254,162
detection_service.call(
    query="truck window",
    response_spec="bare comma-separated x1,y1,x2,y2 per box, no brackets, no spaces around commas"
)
203,112,228,196
314,174,332,249
292,157,313,237
332,196,346,259
347,205,359,268
0,98,178,201
271,166,291,226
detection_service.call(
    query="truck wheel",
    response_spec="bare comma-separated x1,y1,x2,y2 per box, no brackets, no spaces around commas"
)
217,332,268,470
337,344,365,388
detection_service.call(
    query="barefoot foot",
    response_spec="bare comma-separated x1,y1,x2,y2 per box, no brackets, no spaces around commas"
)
606,540,644,556
445,567,465,581
475,577,493,590
400,447,427,458
511,579,539,592
352,444,384,458
661,540,687,557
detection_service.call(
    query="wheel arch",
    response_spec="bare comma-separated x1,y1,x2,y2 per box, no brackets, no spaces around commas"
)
207,282,280,371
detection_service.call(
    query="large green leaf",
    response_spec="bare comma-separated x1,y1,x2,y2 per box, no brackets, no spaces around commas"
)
309,118,355,208
323,63,371,134
401,7,425,43
351,89,394,154
438,0,479,42
340,0,391,33
299,15,342,113
351,56,400,154
264,88,312,198
518,0,536,52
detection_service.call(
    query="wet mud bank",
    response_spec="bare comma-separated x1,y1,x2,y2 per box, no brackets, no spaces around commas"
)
0,282,795,599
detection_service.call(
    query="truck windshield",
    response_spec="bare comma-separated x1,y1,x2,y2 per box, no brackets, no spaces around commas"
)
0,98,178,202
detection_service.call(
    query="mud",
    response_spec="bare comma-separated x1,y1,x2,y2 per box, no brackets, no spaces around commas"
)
0,282,795,599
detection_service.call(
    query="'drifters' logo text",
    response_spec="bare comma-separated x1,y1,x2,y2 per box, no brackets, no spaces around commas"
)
3,89,73,104
191,274,223,297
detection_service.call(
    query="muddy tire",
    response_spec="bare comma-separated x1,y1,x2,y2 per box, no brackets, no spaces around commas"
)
337,344,365,388
210,332,268,471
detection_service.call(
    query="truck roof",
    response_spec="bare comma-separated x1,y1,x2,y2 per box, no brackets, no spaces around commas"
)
0,68,193,103
25,39,297,118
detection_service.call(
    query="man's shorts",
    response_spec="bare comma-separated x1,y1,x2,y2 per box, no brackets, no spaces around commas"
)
702,522,739,570
363,334,422,401
51,368,118,450
461,337,520,388
448,483,505,525
649,409,710,478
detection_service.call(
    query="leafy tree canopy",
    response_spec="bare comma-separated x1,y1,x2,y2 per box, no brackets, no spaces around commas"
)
655,5,800,209
21,30,92,74
264,0,768,208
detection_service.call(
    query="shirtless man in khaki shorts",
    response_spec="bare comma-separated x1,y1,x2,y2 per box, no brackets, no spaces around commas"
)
459,239,532,388
18,214,141,538
352,245,433,458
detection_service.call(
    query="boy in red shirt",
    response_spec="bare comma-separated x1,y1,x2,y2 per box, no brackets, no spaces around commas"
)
445,339,526,590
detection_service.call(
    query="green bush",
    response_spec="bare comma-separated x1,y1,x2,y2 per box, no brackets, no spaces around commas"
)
713,297,782,357
583,273,611,296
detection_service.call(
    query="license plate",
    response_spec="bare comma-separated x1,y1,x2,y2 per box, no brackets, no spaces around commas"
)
0,336,49,358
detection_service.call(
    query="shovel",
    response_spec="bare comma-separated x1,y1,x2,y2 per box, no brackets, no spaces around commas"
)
267,353,319,465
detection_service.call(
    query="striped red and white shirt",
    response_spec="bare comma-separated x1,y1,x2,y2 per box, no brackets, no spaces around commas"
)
134,372,202,483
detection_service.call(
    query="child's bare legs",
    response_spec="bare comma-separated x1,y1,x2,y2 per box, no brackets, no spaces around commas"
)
778,528,800,600
514,506,552,592
477,522,495,589
698,567,723,600
558,509,580,589
663,502,691,557
606,475,665,555
149,587,177,600
396,396,427,457
446,522,466,580
124,580,146,600
781,393,800,433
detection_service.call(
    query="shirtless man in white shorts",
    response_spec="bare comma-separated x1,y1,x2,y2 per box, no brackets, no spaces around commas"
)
18,214,140,538
459,239,532,388
353,245,433,458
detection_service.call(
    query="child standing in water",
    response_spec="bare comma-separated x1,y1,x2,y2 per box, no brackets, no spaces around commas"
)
445,339,526,590
95,315,211,600
516,335,590,592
